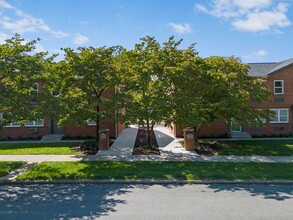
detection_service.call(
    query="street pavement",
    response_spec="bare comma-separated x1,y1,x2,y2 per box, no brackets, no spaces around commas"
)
0,183,293,220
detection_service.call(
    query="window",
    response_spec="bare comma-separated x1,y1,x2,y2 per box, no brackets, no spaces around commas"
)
270,109,288,123
87,121,96,126
25,119,44,127
30,83,39,102
31,83,38,93
255,109,266,124
274,80,284,94
0,113,21,127
256,117,266,124
5,122,21,128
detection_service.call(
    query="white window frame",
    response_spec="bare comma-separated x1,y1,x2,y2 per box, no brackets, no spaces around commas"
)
5,122,21,128
87,120,97,126
256,109,266,124
0,113,21,127
274,80,284,95
25,119,44,127
33,83,39,93
270,108,289,123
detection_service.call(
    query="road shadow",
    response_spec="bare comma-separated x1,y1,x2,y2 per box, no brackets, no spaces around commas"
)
206,184,293,201
0,183,150,219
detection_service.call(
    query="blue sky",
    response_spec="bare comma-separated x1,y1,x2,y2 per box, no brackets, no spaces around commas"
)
0,0,292,63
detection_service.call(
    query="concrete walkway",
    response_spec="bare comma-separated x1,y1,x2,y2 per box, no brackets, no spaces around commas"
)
1,124,293,162
1,154,293,162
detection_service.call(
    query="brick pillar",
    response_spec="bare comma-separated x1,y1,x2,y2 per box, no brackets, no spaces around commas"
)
183,128,195,151
99,129,110,150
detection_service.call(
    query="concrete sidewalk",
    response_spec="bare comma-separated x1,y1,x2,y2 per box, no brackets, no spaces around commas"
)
2,127,293,183
1,154,293,162
1,124,293,162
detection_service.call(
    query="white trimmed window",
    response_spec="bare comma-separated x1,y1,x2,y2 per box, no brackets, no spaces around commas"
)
0,113,21,127
256,109,266,123
274,80,284,94
87,121,97,126
5,122,21,128
270,109,288,123
256,117,266,124
25,119,44,127
34,83,38,92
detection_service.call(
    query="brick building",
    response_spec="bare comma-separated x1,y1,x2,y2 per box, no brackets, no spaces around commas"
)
1,58,293,140
0,87,124,140
172,58,293,138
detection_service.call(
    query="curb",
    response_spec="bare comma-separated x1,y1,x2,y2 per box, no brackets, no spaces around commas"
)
1,179,293,185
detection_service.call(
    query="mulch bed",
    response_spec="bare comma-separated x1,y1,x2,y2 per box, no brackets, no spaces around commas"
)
132,128,160,155
70,140,114,155
194,140,229,156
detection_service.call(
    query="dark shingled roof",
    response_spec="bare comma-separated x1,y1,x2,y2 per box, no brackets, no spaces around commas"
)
248,58,293,77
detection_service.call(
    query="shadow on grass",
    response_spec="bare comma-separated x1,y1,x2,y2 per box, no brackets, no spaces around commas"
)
219,140,293,156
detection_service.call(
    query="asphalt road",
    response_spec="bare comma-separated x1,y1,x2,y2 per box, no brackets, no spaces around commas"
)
1,183,293,220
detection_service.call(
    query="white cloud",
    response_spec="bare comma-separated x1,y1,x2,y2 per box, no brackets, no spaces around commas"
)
168,22,192,34
73,33,89,45
0,33,9,44
195,0,291,33
34,43,46,53
232,3,291,32
0,0,14,9
0,0,68,38
244,50,268,59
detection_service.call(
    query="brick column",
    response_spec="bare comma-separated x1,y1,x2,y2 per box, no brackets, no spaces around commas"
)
183,128,195,151
99,129,110,150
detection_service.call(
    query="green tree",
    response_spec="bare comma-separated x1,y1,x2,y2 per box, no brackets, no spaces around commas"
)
0,34,49,129
171,56,271,141
116,36,188,147
44,46,121,141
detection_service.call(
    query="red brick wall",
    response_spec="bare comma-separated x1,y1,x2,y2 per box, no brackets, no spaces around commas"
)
0,86,121,139
248,65,293,136
173,122,229,138
117,123,124,135
173,65,293,138
0,120,49,140
63,119,117,139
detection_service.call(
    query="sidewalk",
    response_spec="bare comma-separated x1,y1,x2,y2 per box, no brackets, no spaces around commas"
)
1,154,293,162
1,125,293,162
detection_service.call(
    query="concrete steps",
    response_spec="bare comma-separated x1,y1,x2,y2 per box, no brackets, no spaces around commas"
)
41,134,64,142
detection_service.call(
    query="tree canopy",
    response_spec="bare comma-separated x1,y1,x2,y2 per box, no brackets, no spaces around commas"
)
0,34,271,143
43,46,121,140
171,56,271,139
0,34,50,129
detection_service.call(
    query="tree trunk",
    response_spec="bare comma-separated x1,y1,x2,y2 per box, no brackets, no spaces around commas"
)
95,105,100,142
146,114,151,147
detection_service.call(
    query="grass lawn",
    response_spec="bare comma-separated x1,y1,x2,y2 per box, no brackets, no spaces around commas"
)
17,161,293,181
0,161,25,177
0,142,81,155
218,140,293,156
